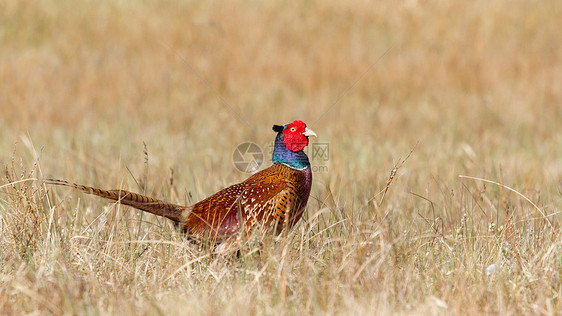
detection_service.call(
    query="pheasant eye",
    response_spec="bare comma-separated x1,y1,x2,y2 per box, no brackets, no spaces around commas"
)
290,127,296,132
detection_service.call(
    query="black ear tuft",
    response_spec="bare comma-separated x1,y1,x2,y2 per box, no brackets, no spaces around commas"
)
272,125,285,133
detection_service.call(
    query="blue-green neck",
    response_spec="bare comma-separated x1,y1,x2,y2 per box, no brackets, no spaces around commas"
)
272,133,310,170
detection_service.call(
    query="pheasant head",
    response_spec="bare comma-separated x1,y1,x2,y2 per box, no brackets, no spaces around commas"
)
272,120,317,170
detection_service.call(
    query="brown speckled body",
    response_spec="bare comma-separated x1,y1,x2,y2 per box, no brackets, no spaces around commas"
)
183,163,312,240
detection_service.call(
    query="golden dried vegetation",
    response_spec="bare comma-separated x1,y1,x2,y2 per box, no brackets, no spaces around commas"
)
1,0,561,314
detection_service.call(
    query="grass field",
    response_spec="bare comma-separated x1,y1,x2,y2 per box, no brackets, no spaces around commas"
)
1,0,561,314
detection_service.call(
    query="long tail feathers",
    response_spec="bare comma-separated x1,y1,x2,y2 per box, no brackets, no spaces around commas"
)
45,179,189,223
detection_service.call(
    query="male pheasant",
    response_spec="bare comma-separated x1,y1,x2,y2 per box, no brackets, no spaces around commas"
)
47,120,316,243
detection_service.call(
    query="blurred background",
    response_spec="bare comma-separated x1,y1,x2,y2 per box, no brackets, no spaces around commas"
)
1,0,561,224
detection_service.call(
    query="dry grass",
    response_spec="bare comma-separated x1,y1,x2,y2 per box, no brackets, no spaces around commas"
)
1,0,561,314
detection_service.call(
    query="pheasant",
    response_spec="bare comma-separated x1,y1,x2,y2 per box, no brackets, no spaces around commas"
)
47,120,316,243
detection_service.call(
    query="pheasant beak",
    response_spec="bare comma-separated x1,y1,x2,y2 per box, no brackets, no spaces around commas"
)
303,127,317,137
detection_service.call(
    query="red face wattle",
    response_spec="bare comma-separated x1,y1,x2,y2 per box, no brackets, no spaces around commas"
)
283,120,310,152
